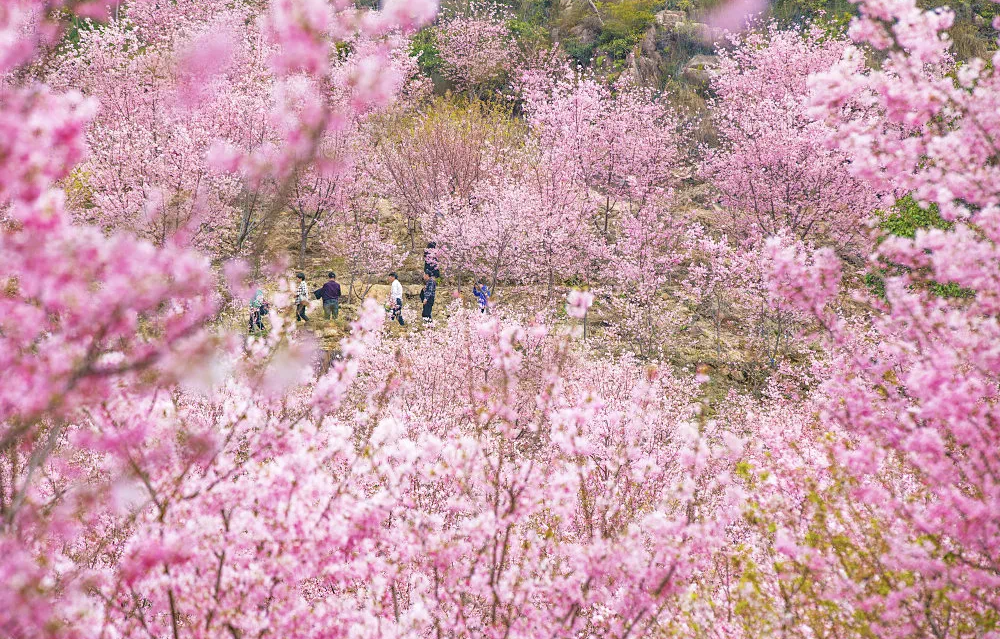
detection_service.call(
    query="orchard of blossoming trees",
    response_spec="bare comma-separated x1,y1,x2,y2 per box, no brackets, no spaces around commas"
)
2,0,1000,635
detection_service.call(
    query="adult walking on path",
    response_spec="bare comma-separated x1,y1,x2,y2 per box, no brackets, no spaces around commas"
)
295,272,309,322
424,242,440,278
320,272,341,319
388,272,405,326
421,271,436,324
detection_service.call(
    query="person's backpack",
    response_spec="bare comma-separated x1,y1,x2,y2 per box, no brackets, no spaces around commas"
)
259,302,270,315
312,288,323,300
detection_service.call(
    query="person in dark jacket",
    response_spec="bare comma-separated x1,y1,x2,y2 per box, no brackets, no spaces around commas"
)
420,271,436,324
423,242,440,278
320,271,342,319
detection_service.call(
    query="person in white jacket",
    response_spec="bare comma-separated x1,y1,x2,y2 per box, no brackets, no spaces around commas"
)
295,272,309,322
388,272,404,326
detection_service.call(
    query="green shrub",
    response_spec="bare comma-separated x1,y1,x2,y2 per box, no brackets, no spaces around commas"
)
564,38,598,66
596,0,659,50
879,194,952,239
410,28,443,76
508,0,555,25
662,0,697,12
865,196,974,300
507,17,551,51
917,0,998,59
767,0,856,29
558,0,661,65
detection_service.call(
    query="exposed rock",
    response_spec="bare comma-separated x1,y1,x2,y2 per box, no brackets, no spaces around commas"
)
682,54,721,87
568,23,599,47
655,10,685,30
639,24,658,56
363,283,422,301
673,21,724,45
626,25,665,87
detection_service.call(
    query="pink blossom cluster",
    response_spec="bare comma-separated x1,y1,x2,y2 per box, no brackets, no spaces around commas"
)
1,0,435,632
702,25,884,251
0,86,95,206
519,67,683,349
45,0,431,257
435,9,515,94
753,0,1000,627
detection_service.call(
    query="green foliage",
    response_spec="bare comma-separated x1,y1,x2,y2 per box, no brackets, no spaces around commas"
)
865,195,974,300
767,0,856,30
661,0,697,12
507,17,551,50
410,28,443,77
863,271,887,299
920,0,1000,59
596,0,659,55
60,15,118,51
558,0,662,66
564,39,599,66
879,194,952,238
508,0,555,25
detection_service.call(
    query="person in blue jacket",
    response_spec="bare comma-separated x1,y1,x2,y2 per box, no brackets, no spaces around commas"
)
473,278,491,313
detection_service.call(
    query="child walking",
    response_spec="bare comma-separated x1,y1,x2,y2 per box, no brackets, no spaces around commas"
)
388,272,404,326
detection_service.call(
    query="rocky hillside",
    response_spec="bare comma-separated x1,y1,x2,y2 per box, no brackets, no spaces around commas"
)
427,0,998,94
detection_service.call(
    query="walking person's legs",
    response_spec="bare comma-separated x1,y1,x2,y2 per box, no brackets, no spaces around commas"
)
250,309,264,332
422,296,434,323
323,301,333,319
395,298,405,326
297,301,308,321
332,298,339,319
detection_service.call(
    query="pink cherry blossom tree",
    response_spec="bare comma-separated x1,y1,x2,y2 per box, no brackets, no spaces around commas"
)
289,127,357,268
374,99,521,249
288,41,426,269
435,5,516,97
54,20,205,244
680,224,759,361
321,149,408,301
521,67,680,242
510,146,592,298
741,5,1000,632
520,67,684,333
430,173,530,291
605,193,685,359
6,0,1000,635
701,25,883,252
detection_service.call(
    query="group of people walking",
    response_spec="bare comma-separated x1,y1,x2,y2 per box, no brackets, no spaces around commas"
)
248,261,491,333
386,270,441,326
249,271,342,331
